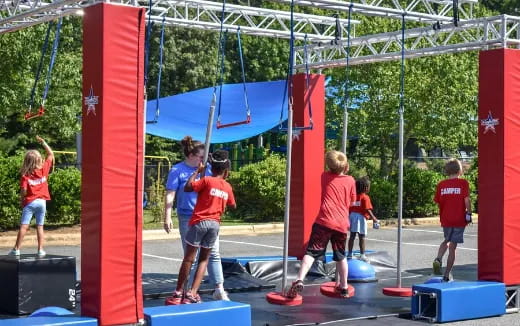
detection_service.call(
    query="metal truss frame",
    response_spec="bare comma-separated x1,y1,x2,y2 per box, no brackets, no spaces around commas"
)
138,0,358,41
269,0,477,23
294,14,520,70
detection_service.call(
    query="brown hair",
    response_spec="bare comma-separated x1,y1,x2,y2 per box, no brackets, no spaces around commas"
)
180,136,205,158
20,150,43,176
444,158,462,176
325,150,348,174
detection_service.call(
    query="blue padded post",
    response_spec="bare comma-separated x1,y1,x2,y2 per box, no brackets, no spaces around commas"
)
412,281,505,323
145,301,251,326
0,317,97,325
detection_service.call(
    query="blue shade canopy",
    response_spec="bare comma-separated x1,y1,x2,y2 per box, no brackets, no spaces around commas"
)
146,80,288,143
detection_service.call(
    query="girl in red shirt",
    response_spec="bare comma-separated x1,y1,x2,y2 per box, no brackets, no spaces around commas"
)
8,136,53,257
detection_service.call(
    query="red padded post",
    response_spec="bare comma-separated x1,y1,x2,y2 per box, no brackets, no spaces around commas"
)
288,73,325,259
81,3,145,324
478,48,520,285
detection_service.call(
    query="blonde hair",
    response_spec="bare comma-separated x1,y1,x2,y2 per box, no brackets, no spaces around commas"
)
444,158,462,176
20,150,43,176
326,150,348,174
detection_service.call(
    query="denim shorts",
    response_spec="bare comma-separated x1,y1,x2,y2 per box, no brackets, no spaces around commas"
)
349,212,368,235
443,227,465,244
185,220,220,249
21,199,46,225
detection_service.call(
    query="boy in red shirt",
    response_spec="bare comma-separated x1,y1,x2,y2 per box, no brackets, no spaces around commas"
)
348,176,380,262
286,150,356,299
167,150,236,304
433,159,472,282
8,136,53,257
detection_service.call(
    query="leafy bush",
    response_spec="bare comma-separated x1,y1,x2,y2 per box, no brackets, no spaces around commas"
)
0,154,23,230
227,154,286,222
368,177,398,219
403,167,443,218
47,167,81,225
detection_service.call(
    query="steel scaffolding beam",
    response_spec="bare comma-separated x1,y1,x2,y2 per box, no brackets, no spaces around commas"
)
138,0,358,41
294,14,520,69
269,0,477,23
0,0,358,39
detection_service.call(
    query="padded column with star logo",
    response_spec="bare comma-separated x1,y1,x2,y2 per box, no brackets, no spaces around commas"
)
81,3,145,325
478,48,520,285
288,73,325,258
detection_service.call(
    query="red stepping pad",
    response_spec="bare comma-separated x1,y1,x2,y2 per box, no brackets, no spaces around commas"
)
265,291,303,306
164,296,182,305
320,282,355,298
382,287,413,297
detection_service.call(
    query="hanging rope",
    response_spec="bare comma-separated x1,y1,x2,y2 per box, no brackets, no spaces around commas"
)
144,0,154,86
216,26,252,129
147,16,166,124
25,18,62,120
453,0,459,27
278,0,313,132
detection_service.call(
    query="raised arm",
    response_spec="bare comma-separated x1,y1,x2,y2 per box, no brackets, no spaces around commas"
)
36,136,54,160
184,162,204,192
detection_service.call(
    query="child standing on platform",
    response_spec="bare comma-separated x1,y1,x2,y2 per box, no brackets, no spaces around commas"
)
286,150,356,299
168,150,236,304
432,159,471,282
348,176,380,262
8,136,54,257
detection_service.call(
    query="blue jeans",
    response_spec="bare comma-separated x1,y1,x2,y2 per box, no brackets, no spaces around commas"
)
21,199,46,225
178,214,224,287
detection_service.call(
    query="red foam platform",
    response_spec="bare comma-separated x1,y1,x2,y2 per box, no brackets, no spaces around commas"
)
382,287,413,297
320,282,355,298
265,292,303,306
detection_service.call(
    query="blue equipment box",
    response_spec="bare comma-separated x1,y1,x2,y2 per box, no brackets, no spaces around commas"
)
412,281,505,323
145,301,251,326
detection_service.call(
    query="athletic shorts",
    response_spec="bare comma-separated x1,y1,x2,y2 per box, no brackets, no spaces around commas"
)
185,220,220,249
443,227,465,244
21,199,46,225
349,212,368,235
305,223,347,261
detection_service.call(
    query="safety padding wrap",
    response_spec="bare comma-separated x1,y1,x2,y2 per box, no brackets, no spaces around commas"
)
144,301,251,326
288,73,325,259
411,281,505,323
0,317,97,325
221,256,297,266
81,3,145,325
478,48,520,285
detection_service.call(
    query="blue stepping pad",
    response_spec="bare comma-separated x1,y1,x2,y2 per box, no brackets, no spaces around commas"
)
145,301,251,326
0,317,97,325
222,256,297,266
412,281,505,323
324,250,375,263
30,306,74,317
347,259,376,282
424,276,444,284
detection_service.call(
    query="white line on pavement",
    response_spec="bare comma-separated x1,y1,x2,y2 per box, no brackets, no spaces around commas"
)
369,238,477,251
143,253,183,261
220,239,283,249
386,227,477,237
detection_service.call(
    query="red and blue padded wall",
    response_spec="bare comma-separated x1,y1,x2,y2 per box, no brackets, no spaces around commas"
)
288,74,325,259
478,48,520,285
81,3,145,325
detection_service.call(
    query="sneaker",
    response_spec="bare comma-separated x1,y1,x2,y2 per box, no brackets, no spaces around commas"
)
442,273,453,282
165,290,183,305
212,287,230,301
8,249,20,256
346,252,353,259
37,250,46,257
359,254,370,263
182,291,202,304
285,280,304,299
433,258,442,275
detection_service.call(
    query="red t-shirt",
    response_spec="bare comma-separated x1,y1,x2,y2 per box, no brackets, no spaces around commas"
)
434,178,469,227
350,193,373,219
20,157,52,207
315,172,357,233
189,176,236,226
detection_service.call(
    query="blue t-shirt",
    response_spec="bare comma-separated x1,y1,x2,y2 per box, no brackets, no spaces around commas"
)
165,161,211,216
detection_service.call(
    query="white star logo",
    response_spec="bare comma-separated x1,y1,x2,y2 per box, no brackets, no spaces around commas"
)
84,86,98,116
480,111,499,134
